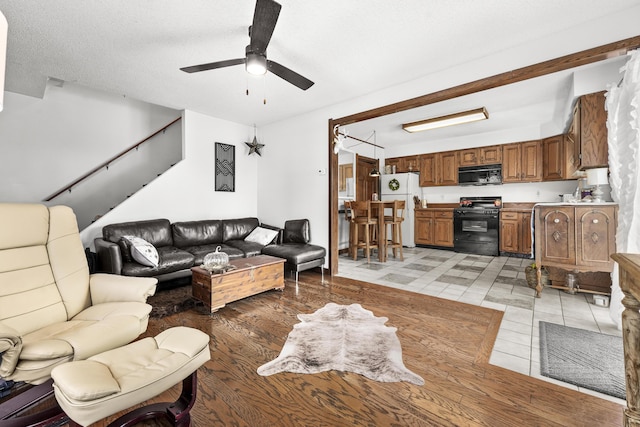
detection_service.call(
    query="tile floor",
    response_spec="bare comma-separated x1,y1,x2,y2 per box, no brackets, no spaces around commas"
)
336,246,625,404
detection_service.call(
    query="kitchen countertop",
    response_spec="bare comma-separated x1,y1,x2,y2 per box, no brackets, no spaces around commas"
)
501,202,536,212
414,203,458,210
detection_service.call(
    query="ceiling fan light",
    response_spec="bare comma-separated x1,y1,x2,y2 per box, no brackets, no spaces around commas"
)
402,107,489,133
246,52,267,75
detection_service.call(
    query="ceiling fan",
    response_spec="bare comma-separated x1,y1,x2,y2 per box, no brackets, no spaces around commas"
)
180,0,314,91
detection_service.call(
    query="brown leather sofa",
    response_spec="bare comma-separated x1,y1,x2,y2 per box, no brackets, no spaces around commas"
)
95,217,325,286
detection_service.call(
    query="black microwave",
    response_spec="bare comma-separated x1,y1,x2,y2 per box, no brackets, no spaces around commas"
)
458,164,502,186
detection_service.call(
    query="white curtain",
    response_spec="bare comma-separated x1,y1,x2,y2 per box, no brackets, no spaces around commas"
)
606,49,640,327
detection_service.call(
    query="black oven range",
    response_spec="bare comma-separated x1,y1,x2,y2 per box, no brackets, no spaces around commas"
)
453,196,501,257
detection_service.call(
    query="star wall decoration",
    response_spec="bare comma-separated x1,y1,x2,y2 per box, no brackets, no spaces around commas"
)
245,136,265,156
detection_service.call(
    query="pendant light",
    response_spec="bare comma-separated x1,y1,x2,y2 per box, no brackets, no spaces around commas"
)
369,130,380,177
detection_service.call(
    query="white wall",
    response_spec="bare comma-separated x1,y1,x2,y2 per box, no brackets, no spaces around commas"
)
0,82,180,202
81,110,256,248
257,8,639,264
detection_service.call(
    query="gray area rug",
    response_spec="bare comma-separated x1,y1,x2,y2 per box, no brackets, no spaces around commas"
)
539,321,625,399
257,303,424,385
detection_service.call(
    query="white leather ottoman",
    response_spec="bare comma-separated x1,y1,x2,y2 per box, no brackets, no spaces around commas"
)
51,327,210,427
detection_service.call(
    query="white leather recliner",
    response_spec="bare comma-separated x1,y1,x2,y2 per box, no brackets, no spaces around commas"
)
0,203,157,385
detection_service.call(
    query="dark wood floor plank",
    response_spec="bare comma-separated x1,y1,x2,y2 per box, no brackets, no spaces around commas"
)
74,271,623,426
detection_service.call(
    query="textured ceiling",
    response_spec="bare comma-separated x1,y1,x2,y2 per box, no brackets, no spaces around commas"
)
1,0,639,133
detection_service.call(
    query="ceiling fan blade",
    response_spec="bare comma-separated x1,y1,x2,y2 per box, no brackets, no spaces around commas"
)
250,0,281,54
267,60,314,90
180,58,245,73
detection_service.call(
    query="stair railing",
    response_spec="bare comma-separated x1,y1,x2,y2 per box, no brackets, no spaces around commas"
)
43,116,182,202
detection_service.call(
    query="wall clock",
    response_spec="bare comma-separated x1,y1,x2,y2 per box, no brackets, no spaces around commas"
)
388,178,400,191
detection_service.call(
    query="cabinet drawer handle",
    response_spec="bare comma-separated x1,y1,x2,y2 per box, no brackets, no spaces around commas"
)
554,219,560,223
593,219,599,224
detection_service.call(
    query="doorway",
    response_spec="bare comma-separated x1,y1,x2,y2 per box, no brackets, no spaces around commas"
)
356,154,379,202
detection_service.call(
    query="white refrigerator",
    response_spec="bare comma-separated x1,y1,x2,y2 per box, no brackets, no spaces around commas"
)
379,172,421,247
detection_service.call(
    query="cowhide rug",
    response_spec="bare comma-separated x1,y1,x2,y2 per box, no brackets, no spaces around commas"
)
257,302,424,385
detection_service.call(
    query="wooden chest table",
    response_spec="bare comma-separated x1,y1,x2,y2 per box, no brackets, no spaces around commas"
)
191,255,285,313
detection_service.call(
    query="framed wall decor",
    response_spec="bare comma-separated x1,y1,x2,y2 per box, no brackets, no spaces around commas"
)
215,142,235,192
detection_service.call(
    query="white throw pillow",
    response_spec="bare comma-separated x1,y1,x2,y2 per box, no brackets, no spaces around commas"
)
245,227,279,246
122,235,159,267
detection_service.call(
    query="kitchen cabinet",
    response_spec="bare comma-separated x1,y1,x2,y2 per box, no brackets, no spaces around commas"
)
415,209,453,247
533,204,617,296
434,210,454,247
458,145,503,167
418,151,457,187
542,134,576,181
385,155,419,173
502,140,542,183
567,91,608,170
415,210,434,245
500,210,532,256
338,163,353,191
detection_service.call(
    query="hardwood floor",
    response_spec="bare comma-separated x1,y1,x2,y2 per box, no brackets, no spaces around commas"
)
93,271,623,427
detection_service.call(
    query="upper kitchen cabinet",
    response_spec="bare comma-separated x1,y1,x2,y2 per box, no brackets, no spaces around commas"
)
385,155,419,173
419,151,457,187
502,140,542,183
458,145,503,167
542,134,576,181
567,91,608,170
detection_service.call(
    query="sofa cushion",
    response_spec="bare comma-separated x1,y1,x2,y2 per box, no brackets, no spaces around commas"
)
283,219,311,244
122,236,159,268
260,223,283,245
226,240,264,258
102,219,173,248
222,218,259,242
261,243,326,265
117,238,133,263
121,246,194,277
245,226,279,246
172,220,223,248
183,244,244,265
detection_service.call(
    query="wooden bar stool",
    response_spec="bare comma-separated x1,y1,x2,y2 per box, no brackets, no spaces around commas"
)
350,201,378,262
384,200,405,261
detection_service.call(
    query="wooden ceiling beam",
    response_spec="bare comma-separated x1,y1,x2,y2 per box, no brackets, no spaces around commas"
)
334,35,640,126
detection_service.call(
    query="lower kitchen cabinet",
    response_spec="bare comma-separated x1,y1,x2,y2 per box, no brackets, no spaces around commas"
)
500,210,533,256
415,209,453,247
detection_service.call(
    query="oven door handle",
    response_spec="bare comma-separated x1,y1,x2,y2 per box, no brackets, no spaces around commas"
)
455,215,499,220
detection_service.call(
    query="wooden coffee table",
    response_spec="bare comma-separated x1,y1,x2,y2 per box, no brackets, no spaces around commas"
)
191,254,285,313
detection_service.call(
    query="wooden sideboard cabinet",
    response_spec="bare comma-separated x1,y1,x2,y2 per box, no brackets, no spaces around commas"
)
611,253,640,427
500,210,533,256
415,209,454,247
534,204,617,297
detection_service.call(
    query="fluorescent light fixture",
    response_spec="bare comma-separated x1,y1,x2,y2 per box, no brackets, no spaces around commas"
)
402,107,489,133
246,52,267,75
0,11,7,112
